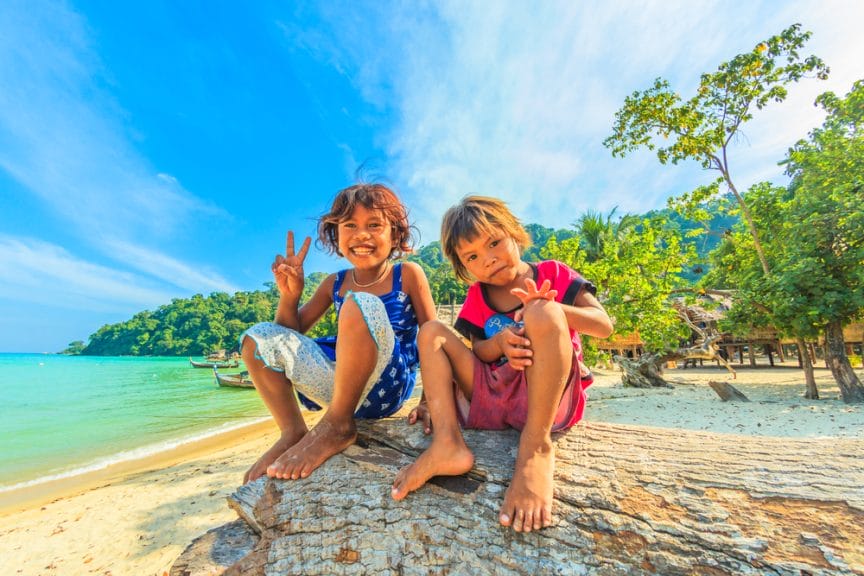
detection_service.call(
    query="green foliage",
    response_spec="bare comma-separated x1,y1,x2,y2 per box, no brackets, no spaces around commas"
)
648,195,738,282
605,23,828,275
61,340,86,355
605,24,828,174
408,242,466,305
781,80,864,326
303,272,337,338
83,290,278,356
541,213,695,353
522,223,576,261
704,81,864,345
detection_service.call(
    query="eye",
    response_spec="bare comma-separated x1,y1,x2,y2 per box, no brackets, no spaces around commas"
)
490,239,499,248
341,222,356,229
466,254,477,262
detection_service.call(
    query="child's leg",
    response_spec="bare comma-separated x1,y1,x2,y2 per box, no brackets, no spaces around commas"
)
268,293,390,480
241,334,309,484
392,320,476,500
500,300,572,533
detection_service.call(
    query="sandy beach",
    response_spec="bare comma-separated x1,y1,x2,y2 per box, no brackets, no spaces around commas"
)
2,363,863,576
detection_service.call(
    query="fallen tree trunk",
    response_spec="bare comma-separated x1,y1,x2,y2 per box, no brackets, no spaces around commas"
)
613,352,674,388
708,380,750,402
172,419,864,576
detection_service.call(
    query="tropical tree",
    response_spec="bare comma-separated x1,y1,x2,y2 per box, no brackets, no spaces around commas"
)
61,340,86,355
702,78,864,404
408,243,466,306
702,183,821,398
781,81,864,402
542,213,695,358
604,23,828,274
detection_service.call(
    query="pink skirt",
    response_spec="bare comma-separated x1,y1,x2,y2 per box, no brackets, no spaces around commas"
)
456,350,591,432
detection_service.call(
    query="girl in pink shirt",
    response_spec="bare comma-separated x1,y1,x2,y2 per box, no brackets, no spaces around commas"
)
391,196,613,534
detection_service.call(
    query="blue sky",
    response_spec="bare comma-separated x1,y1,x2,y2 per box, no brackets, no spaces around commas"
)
1,0,862,353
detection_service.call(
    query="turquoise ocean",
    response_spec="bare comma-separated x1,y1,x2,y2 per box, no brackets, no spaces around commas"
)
0,354,268,493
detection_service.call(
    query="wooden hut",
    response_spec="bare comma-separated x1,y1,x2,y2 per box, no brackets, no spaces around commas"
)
596,331,644,359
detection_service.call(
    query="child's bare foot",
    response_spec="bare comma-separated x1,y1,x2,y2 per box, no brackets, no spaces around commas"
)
391,434,474,500
266,416,357,480
244,427,308,484
499,437,555,533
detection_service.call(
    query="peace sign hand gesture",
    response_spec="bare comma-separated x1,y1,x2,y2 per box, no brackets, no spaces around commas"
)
272,231,311,300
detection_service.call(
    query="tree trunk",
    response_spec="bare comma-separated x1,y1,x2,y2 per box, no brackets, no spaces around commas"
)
824,321,864,403
724,176,771,276
614,353,673,388
172,419,864,576
614,343,735,389
797,337,819,400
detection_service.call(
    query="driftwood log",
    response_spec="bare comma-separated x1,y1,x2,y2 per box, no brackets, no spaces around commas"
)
614,338,737,389
708,380,751,402
171,419,864,576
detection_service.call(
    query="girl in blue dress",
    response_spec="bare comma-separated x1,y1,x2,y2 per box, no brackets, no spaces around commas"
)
240,183,436,484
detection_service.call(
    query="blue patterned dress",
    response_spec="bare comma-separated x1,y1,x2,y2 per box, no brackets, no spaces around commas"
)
242,262,419,418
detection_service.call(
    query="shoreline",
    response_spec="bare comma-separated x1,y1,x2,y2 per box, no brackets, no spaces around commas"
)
0,416,292,576
0,417,277,517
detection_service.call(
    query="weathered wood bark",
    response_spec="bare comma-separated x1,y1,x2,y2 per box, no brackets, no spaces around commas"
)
708,380,750,402
172,419,864,576
825,320,864,403
613,353,673,388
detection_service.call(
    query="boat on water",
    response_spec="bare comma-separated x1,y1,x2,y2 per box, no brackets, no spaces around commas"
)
189,357,240,369
213,367,254,389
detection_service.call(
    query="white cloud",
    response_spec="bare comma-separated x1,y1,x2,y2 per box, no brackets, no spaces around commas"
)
0,236,177,312
306,0,864,236
0,1,225,270
104,239,239,295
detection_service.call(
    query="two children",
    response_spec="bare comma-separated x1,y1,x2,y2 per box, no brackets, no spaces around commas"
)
243,186,612,534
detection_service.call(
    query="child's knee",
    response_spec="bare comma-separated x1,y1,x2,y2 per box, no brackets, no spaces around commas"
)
522,300,567,336
418,320,450,347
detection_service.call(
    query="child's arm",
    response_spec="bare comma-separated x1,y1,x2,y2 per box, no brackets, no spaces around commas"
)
512,276,613,339
401,262,438,325
402,262,437,432
293,275,336,334
560,289,614,339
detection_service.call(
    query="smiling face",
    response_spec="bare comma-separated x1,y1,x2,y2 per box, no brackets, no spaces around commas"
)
456,229,526,286
337,204,395,270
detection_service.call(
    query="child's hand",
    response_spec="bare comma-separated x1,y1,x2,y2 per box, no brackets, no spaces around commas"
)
407,401,432,434
497,324,533,371
272,231,311,299
510,278,557,306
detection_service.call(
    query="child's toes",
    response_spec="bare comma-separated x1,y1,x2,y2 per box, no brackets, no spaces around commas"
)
541,506,553,527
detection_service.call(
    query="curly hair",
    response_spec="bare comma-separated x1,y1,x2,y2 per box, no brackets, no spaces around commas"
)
441,196,531,282
317,183,414,259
